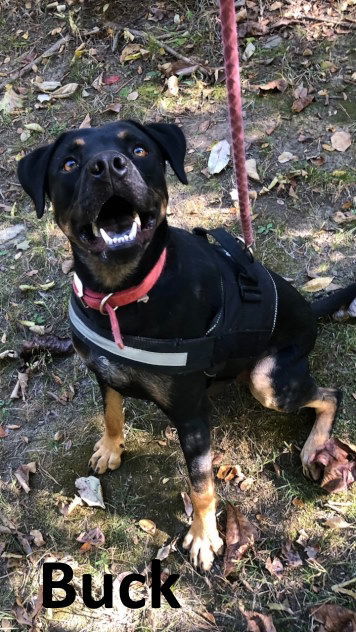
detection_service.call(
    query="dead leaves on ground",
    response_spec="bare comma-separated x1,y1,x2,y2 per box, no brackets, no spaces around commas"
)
311,438,356,493
14,461,36,493
223,503,258,578
311,603,356,632
242,609,277,632
77,526,105,552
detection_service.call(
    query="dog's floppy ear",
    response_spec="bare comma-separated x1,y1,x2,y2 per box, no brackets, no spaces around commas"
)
129,121,188,184
17,143,55,218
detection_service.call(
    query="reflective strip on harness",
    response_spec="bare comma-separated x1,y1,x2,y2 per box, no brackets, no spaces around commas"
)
69,302,188,367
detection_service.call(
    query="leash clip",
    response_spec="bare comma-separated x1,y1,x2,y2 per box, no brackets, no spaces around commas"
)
99,293,117,315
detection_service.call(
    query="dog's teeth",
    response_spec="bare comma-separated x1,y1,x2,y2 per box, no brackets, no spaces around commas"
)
134,213,141,228
124,235,129,241
129,222,137,240
100,228,113,244
92,222,100,237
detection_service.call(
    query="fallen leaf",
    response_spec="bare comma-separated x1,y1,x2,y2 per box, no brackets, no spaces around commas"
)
265,555,284,577
30,529,45,547
292,95,314,113
332,211,356,225
331,130,352,152
58,494,83,516
304,545,319,559
242,609,277,632
243,41,256,61
239,477,254,491
77,527,105,548
10,370,29,401
92,73,103,91
138,518,156,535
311,603,356,632
208,139,230,174
217,464,245,483
0,85,23,114
24,123,44,133
14,462,36,493
301,277,333,293
75,476,105,509
36,80,61,92
270,1,282,9
0,426,8,438
259,79,288,93
127,91,139,101
312,438,356,493
166,75,179,96
278,151,297,163
181,491,193,517
103,74,120,85
51,83,78,99
281,540,303,568
104,102,122,114
223,503,258,578
324,516,355,529
79,113,91,129
246,158,260,181
296,529,309,547
0,349,17,360
12,605,33,627
120,43,148,63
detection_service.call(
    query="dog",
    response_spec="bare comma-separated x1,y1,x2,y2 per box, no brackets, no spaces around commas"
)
18,120,355,571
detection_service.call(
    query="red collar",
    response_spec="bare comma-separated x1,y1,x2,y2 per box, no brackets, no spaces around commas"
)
72,248,167,349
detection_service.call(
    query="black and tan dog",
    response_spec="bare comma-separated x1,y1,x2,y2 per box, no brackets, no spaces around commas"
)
18,121,355,571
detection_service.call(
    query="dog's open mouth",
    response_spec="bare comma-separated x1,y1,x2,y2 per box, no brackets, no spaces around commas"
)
79,196,156,253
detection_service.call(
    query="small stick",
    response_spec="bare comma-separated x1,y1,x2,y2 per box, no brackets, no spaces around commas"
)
0,36,70,90
272,16,356,30
106,22,211,75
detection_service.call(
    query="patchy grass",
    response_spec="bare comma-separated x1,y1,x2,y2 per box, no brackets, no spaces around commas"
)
0,1,355,631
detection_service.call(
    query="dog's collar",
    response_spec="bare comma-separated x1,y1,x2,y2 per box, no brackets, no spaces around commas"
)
72,248,167,349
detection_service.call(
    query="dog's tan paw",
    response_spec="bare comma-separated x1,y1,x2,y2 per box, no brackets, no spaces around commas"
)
301,440,324,481
89,435,124,474
183,520,223,571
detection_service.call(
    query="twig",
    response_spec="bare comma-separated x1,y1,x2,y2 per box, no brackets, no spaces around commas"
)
272,16,356,30
106,22,211,75
0,35,70,90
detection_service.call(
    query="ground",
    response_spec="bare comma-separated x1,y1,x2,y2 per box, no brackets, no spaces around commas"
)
0,1,355,631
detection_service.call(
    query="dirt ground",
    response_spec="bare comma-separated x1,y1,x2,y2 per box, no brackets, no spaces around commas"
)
0,1,355,631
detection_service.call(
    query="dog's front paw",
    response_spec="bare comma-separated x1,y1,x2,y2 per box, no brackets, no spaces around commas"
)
89,434,124,474
301,440,324,481
183,519,223,571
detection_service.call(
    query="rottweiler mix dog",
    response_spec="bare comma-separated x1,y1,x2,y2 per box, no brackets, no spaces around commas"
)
18,121,355,571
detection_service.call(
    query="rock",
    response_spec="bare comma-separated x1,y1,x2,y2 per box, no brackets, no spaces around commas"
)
0,224,27,247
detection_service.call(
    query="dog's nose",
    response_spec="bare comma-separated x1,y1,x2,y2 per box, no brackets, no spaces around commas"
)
88,153,128,178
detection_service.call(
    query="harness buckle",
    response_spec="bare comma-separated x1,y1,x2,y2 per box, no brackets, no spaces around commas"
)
238,273,261,303
99,293,117,314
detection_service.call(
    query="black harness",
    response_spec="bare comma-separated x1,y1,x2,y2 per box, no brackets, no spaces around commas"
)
69,228,278,375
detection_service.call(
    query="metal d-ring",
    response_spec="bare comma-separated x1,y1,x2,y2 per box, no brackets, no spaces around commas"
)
99,293,116,315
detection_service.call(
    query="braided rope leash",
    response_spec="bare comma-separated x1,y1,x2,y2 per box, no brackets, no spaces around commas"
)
219,0,254,248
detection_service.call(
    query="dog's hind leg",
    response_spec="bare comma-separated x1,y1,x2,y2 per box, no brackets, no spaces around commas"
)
248,350,341,481
89,383,125,474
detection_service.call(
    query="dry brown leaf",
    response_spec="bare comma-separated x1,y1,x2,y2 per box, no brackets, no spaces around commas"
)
270,1,282,9
240,477,254,491
265,555,284,577
12,605,33,627
246,158,260,181
61,257,74,274
51,83,78,99
311,603,356,632
331,130,352,152
223,503,258,577
292,95,314,113
104,102,122,114
79,113,91,129
243,609,277,632
0,85,24,114
312,438,356,493
281,540,303,568
0,426,8,438
301,277,333,293
181,491,193,517
217,464,245,483
324,516,355,530
138,518,156,535
278,151,296,163
14,462,36,493
127,91,139,101
58,494,83,516
30,529,45,547
10,370,29,401
259,79,288,93
332,211,356,225
77,527,105,548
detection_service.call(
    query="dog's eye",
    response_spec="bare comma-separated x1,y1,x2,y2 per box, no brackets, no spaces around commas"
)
63,158,78,172
133,146,148,158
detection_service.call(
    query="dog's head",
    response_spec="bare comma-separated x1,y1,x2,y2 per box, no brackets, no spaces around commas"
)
17,120,187,261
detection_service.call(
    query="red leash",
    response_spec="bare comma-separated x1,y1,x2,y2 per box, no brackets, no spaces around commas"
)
73,248,167,349
219,0,254,248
